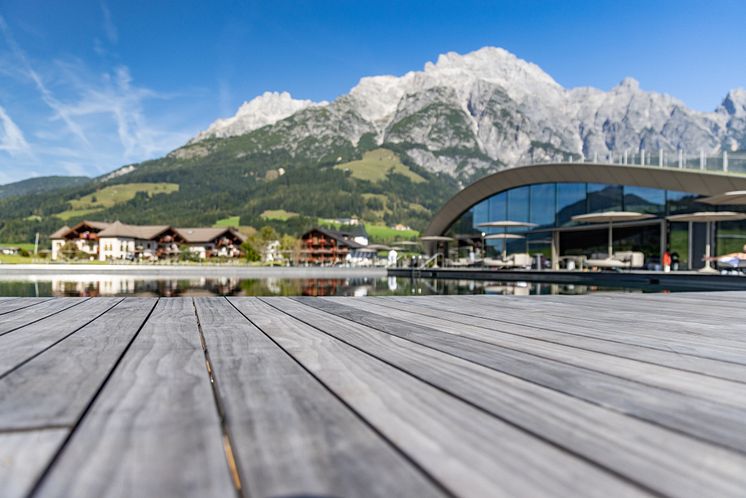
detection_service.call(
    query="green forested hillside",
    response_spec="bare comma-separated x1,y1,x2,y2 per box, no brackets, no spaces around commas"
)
0,133,459,243
0,175,90,200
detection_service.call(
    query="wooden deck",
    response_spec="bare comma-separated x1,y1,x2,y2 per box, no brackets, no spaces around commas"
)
1,293,745,498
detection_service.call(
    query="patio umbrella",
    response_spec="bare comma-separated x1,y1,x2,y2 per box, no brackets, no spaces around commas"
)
699,191,746,205
419,236,456,242
476,221,538,228
571,212,655,258
365,244,392,251
484,233,525,259
476,221,537,258
667,211,746,272
420,236,454,263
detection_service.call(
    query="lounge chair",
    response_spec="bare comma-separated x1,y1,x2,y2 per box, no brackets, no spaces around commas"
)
586,251,645,270
484,253,532,269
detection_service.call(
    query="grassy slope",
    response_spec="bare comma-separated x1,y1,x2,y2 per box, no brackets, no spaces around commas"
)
335,149,425,183
55,183,179,221
214,216,241,227
366,224,419,242
261,209,299,220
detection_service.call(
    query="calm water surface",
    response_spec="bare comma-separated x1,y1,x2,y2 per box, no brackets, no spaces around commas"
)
0,274,645,297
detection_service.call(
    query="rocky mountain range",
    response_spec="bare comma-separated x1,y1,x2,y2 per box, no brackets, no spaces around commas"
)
2,47,745,243
184,46,746,181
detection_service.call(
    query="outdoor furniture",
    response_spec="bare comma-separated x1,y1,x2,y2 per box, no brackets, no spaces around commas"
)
477,221,537,259
585,251,645,270
571,211,655,259
558,255,586,271
667,211,746,273
484,253,532,269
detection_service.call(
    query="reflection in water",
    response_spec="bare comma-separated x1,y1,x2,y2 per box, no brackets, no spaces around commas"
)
0,275,641,297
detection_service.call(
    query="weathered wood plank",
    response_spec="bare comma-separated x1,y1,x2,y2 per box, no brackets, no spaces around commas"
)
235,297,645,498
329,297,746,406
469,293,746,338
389,295,746,364
0,298,88,336
358,296,746,382
194,297,443,498
0,298,122,376
33,298,235,498
269,297,746,498
297,297,746,453
0,429,68,498
0,298,156,430
512,293,746,332
0,297,51,316
439,293,746,336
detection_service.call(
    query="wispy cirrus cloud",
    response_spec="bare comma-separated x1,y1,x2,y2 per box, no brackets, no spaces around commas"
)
0,15,90,144
0,12,202,183
100,1,118,44
0,105,30,155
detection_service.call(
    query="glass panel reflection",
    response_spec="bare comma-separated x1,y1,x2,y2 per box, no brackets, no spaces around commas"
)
556,183,587,226
623,186,665,214
587,183,622,213
529,183,556,228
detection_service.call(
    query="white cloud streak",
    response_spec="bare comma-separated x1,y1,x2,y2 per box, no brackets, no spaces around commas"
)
100,1,118,44
0,15,89,144
0,105,31,155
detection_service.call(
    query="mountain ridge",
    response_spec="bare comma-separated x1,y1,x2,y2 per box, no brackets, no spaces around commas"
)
1,46,745,243
186,46,744,179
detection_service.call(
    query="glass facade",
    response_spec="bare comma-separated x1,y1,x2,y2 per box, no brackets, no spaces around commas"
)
445,181,746,267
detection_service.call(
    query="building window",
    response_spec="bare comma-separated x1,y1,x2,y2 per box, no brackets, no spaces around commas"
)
529,183,556,228
587,183,622,213
624,186,665,214
556,183,587,226
507,186,530,225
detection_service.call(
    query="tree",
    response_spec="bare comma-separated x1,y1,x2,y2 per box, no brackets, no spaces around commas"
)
241,240,261,262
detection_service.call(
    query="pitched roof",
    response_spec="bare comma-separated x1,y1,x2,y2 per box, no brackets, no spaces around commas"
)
50,225,72,239
306,227,363,249
98,221,172,240
176,227,245,244
340,224,369,239
68,220,112,233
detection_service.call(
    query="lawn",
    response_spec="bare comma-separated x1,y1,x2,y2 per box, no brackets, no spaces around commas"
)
55,183,179,221
0,242,48,263
366,224,420,242
335,149,425,184
214,216,241,227
261,209,299,221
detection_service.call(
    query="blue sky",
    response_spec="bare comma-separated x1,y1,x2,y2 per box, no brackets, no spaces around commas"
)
0,0,744,183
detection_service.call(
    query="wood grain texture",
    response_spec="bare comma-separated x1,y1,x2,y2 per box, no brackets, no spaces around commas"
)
269,297,746,498
463,293,746,340
389,295,746,364
34,298,235,498
0,293,744,497
0,429,67,498
324,297,746,407
0,298,156,430
355,296,746,382
0,297,51,316
0,298,88,336
240,297,646,498
0,298,122,376
298,297,746,453
195,297,443,498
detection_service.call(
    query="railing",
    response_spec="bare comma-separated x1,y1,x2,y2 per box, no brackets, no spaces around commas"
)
520,150,746,175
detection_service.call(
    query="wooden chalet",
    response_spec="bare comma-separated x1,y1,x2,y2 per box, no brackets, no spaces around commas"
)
299,228,363,265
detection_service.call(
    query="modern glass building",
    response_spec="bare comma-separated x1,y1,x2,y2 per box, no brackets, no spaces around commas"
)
426,162,746,270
